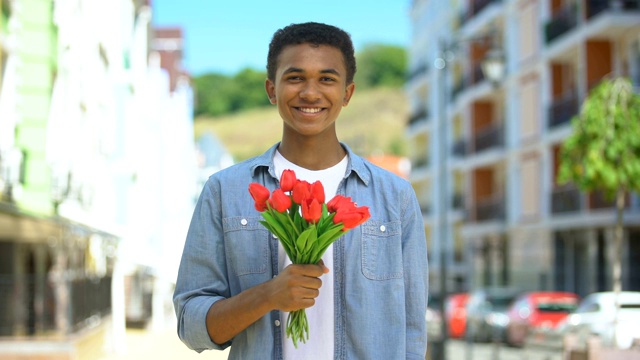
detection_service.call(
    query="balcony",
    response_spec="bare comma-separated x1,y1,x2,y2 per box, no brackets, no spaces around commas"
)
545,4,579,44
460,0,502,25
472,195,505,221
588,190,632,210
408,63,429,82
420,203,432,215
452,138,468,157
412,156,430,169
551,184,582,213
548,92,579,129
408,107,429,126
472,123,504,153
587,0,640,19
470,61,486,87
452,193,465,209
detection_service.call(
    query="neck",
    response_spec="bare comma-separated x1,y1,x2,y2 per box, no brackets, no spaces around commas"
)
278,137,346,170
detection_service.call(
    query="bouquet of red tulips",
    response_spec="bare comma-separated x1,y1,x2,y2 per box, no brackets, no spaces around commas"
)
248,169,370,348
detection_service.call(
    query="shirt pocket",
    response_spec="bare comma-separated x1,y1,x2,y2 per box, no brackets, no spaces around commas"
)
361,220,403,280
223,216,270,276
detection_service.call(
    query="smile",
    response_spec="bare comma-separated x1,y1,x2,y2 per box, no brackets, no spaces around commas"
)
296,107,323,114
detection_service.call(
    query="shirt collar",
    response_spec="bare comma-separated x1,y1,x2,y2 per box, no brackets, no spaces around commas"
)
249,142,370,186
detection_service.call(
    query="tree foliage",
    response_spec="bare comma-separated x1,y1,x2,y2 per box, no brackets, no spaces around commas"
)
354,44,407,89
193,68,271,117
557,76,640,197
557,77,640,326
192,43,408,118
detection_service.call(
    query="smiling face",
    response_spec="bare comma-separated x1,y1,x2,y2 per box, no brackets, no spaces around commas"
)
265,43,355,141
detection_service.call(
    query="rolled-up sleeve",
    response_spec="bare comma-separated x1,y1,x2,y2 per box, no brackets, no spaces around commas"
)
173,179,231,352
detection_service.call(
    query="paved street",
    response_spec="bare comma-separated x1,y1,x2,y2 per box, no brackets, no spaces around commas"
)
96,326,565,360
442,339,562,360
97,326,230,360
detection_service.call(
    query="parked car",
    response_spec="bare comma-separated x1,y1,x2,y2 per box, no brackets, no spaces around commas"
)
426,305,443,342
445,292,470,339
560,291,640,349
426,294,443,342
505,291,579,347
465,287,520,343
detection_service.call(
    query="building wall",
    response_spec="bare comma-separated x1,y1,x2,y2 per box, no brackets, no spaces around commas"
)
407,0,640,296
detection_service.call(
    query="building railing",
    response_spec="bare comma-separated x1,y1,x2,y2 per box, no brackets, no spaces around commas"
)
412,156,430,169
545,4,579,44
548,92,579,129
70,276,112,332
408,63,429,82
473,195,505,221
451,76,467,101
408,107,429,126
420,203,432,214
586,0,640,19
471,61,485,86
0,274,112,337
551,184,582,213
452,138,468,157
460,0,502,25
451,193,465,209
473,123,504,153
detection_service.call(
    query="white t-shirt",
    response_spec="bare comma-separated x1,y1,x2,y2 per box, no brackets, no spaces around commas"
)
273,149,348,360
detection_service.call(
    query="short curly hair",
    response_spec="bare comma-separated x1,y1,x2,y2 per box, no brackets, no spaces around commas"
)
267,22,357,84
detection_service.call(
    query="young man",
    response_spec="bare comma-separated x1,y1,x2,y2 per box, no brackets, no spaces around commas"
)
173,22,428,359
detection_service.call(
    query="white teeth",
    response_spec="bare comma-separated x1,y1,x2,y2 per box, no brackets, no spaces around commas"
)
299,108,322,113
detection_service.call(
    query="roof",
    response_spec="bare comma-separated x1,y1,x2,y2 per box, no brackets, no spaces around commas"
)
366,154,411,179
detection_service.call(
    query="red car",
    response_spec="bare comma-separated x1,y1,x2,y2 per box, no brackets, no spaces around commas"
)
445,293,470,339
505,291,579,347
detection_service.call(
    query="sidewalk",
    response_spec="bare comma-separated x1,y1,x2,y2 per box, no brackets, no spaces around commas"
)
98,326,230,360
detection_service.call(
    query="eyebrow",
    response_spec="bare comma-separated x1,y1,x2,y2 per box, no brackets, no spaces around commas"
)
282,67,342,77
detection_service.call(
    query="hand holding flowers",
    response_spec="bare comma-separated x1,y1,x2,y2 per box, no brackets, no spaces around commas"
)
248,169,370,347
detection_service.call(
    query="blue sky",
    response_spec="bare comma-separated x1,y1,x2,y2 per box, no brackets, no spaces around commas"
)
152,0,412,76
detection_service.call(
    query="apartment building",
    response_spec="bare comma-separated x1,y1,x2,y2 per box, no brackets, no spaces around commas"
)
0,0,198,358
407,0,640,298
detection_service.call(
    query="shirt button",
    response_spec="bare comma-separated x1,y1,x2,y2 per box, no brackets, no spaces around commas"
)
380,225,386,232
240,219,248,226
275,320,281,327
272,234,278,239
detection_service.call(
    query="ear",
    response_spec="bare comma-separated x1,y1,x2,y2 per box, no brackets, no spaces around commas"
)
342,82,355,106
265,78,276,104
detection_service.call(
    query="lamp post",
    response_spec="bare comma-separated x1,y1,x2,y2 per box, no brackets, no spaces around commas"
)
430,31,505,360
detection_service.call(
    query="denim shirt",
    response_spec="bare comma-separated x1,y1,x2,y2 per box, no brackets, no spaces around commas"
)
173,143,429,359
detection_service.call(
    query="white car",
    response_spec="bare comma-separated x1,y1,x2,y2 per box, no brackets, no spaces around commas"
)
562,291,640,349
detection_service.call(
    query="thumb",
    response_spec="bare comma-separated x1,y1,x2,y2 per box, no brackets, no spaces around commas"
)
317,259,330,274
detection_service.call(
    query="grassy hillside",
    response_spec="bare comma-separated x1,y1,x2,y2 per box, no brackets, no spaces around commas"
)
194,87,409,162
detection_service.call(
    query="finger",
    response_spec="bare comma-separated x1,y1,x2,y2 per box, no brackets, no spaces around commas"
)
317,259,330,274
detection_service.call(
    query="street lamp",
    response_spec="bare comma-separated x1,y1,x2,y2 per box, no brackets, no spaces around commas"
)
430,30,505,360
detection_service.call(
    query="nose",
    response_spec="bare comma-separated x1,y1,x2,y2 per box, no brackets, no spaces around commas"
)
299,81,321,102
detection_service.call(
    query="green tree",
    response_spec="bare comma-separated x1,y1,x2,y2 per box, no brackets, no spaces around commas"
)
355,44,407,89
230,68,271,112
557,76,640,347
193,68,270,117
193,73,235,116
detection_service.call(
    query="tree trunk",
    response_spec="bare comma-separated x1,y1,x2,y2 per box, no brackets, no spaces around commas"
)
612,188,625,348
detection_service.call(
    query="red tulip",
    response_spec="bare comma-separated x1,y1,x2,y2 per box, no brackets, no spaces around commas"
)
301,198,322,223
327,195,354,213
334,206,370,230
292,180,311,204
268,188,292,213
309,181,325,204
280,169,296,192
249,183,270,212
